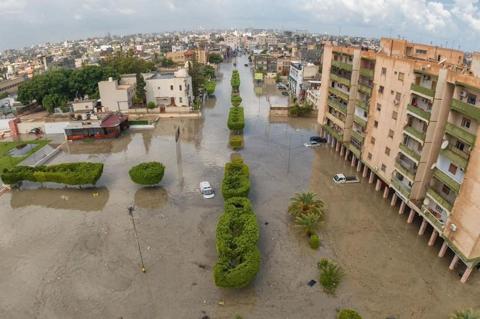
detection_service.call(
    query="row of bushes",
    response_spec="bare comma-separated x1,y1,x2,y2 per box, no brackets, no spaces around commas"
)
231,94,242,107
221,157,250,199
227,107,245,131
214,197,260,288
1,162,104,185
231,70,240,91
229,135,244,150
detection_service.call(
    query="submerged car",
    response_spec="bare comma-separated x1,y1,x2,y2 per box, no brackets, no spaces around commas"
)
310,136,327,143
200,181,215,199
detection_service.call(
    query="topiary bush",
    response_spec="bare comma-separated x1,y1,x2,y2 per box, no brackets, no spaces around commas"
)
227,107,245,131
222,157,250,199
129,162,165,185
231,70,241,92
337,309,362,319
204,80,216,95
231,94,242,107
214,197,260,288
1,162,103,185
309,233,320,249
229,135,244,150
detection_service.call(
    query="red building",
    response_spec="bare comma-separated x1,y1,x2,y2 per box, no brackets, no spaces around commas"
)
64,113,129,141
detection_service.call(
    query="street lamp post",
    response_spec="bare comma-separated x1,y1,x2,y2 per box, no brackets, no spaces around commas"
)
128,205,146,273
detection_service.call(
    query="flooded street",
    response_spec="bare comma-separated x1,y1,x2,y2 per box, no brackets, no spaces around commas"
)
0,56,479,319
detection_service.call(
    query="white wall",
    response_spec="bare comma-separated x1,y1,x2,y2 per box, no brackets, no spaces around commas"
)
0,118,11,130
44,122,70,134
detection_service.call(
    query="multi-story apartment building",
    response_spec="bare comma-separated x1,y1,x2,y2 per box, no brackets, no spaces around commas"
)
288,62,319,100
253,54,277,74
317,38,480,283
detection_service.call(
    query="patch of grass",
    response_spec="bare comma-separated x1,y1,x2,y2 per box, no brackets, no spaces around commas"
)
0,140,49,173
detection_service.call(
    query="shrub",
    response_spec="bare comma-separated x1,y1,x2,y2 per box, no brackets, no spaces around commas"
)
129,162,165,185
450,309,480,319
214,197,260,288
222,157,250,199
229,135,244,150
337,309,362,319
231,94,242,107
227,107,245,131
204,80,216,95
1,162,103,185
289,102,313,117
309,233,320,249
318,259,344,295
231,70,241,91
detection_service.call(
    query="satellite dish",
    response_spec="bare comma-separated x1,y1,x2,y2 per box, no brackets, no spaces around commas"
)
423,198,430,205
441,140,449,149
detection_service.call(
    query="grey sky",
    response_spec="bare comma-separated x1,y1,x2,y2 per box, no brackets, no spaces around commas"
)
0,0,479,51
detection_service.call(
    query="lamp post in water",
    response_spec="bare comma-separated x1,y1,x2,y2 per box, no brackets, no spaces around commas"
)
128,205,146,273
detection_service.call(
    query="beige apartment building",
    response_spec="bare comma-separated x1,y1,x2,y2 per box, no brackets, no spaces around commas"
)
318,38,480,283
165,49,208,65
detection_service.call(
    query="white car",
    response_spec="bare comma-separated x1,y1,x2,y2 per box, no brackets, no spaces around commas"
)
304,141,321,148
200,181,215,199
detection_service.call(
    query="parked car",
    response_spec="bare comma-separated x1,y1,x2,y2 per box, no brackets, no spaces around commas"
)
281,91,289,96
276,83,287,90
304,141,321,148
310,136,327,143
244,63,249,67
200,181,215,199
332,173,360,184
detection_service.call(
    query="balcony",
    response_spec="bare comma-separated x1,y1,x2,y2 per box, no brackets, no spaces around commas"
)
358,84,372,95
391,176,411,199
426,188,453,212
329,87,349,102
360,68,374,78
411,83,434,98
331,60,353,72
421,205,445,232
404,126,426,143
356,99,368,110
348,143,361,157
440,148,468,170
324,124,343,141
445,122,476,146
328,98,347,114
330,73,351,87
354,115,367,128
433,168,460,194
351,130,365,143
399,143,421,162
395,160,416,181
407,104,431,122
451,98,480,122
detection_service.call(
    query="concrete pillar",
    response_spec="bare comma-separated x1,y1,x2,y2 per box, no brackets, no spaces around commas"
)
399,201,406,214
356,160,362,172
418,218,428,236
449,255,459,270
335,142,340,153
438,241,448,257
390,193,397,206
375,179,382,191
351,155,356,167
407,209,415,223
362,165,368,178
340,145,345,156
344,149,349,161
428,230,438,246
383,186,389,199
368,171,375,184
330,138,335,148
461,267,474,284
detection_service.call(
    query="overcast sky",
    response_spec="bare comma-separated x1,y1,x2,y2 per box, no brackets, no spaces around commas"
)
1,0,479,51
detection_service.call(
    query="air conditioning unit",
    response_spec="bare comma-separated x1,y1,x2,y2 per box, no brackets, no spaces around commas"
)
450,223,457,232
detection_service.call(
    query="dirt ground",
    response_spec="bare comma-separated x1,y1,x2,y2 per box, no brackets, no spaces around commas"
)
0,56,479,319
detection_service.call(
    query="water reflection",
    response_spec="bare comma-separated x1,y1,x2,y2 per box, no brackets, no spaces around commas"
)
204,96,216,109
134,187,168,209
64,134,133,154
10,187,109,211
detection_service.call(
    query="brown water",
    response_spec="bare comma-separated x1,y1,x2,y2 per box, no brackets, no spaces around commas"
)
0,56,478,319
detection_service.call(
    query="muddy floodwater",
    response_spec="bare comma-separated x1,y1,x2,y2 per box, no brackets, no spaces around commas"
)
1,56,479,319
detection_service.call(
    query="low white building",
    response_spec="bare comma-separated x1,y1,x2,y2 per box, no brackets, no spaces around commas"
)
144,69,193,109
98,77,134,112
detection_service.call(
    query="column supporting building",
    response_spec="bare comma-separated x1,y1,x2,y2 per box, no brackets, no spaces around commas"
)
461,267,474,283
375,179,382,191
351,155,356,167
362,165,368,178
368,171,375,184
407,209,415,223
383,186,389,199
340,145,344,156
356,160,362,172
418,218,427,235
438,241,448,257
428,230,438,246
449,255,459,270
390,193,397,206
399,201,406,214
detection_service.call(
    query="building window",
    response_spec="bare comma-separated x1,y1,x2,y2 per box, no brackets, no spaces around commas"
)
392,111,398,120
455,140,465,151
461,117,471,129
179,97,183,103
448,163,458,175
179,85,182,91
381,67,387,76
385,147,391,156
370,137,376,144
376,103,382,111
388,129,394,138
157,86,161,90
441,184,451,195
381,164,386,172
398,72,404,82
368,152,372,160
379,86,384,94
416,49,428,55
170,85,174,90
374,120,379,128
395,92,401,102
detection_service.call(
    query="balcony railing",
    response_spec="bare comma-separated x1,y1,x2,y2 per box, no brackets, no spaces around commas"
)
356,99,368,110
433,167,460,193
404,125,426,142
354,115,367,128
351,130,365,143
348,143,361,158
421,206,445,232
445,122,476,146
360,68,374,78
440,148,468,170
358,84,372,95
391,177,411,199
330,73,351,87
451,98,480,122
328,98,347,114
399,143,421,162
324,124,343,141
331,60,353,71
426,188,453,212
394,161,416,181
328,87,349,102
407,104,431,122
411,83,434,97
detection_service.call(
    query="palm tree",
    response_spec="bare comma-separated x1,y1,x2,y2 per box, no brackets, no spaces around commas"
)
288,192,325,218
295,213,321,235
450,309,480,319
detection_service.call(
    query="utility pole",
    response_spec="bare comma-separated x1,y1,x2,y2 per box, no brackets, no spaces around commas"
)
128,205,146,273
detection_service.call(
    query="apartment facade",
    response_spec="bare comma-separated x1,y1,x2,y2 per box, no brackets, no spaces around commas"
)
98,77,134,112
288,62,319,100
144,69,193,108
317,38,480,283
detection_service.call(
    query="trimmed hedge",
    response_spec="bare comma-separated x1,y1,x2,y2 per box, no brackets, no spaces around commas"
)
231,70,240,91
231,94,242,107
222,157,250,199
227,107,245,131
214,197,260,288
204,80,216,95
1,162,103,185
129,162,165,185
229,135,244,150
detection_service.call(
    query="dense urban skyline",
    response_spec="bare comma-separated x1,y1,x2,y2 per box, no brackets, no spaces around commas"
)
1,0,480,51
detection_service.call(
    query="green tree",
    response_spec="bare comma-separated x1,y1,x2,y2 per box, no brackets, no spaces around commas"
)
135,73,146,104
42,94,67,113
208,53,223,64
129,162,165,185
161,58,175,67
337,309,362,319
295,213,321,235
288,192,325,218
147,101,156,113
450,309,480,319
